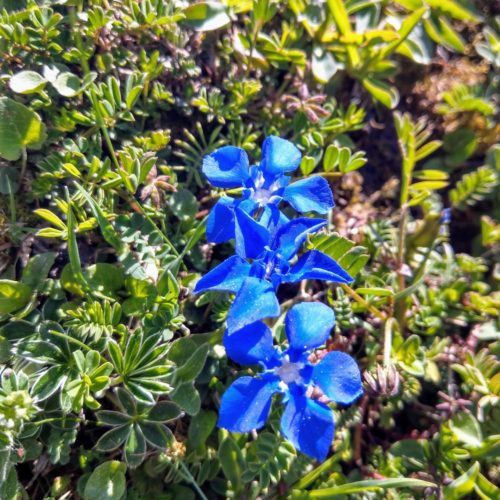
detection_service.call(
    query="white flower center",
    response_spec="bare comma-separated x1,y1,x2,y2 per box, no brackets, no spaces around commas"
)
252,187,272,205
275,360,302,385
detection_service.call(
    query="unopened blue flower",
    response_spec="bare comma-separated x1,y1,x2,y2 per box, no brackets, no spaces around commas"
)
203,136,334,243
218,302,363,461
194,208,352,332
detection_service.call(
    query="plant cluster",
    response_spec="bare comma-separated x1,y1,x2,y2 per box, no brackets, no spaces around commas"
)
0,0,498,499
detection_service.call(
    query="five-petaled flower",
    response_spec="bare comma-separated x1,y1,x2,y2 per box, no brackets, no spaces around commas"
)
194,208,353,333
218,302,363,461
203,136,334,244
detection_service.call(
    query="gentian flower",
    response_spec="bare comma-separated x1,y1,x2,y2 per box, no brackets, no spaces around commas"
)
194,208,352,332
218,302,363,461
203,136,334,243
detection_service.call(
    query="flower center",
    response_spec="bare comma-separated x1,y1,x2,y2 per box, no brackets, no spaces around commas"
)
275,360,302,385
252,187,273,206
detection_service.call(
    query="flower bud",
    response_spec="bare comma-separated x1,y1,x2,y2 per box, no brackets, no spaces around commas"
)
364,364,400,397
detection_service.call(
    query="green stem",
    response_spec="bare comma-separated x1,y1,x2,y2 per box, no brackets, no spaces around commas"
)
48,329,93,352
6,175,16,225
383,318,397,368
178,461,208,500
90,89,121,172
20,148,27,182
341,284,386,321
33,416,85,426
68,6,90,76
292,454,340,490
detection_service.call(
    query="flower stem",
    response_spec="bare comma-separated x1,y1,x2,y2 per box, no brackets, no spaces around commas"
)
178,461,208,500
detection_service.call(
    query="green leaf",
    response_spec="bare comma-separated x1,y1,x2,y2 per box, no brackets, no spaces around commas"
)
170,381,201,416
83,460,127,500
174,343,209,382
96,411,131,427
450,166,497,209
34,208,66,230
362,77,399,108
183,2,231,31
146,401,183,423
188,410,217,450
0,320,35,341
21,252,56,291
415,141,442,162
356,287,394,297
168,188,198,220
0,465,18,500
218,436,244,493
413,169,448,181
0,280,32,314
444,462,480,500
310,233,369,277
141,422,173,449
443,128,477,166
326,0,352,36
381,7,427,57
410,180,448,191
95,426,131,452
52,72,81,97
31,366,67,400
307,478,436,497
449,412,483,448
300,155,316,176
125,424,147,467
74,183,125,252
9,71,47,94
66,201,89,294
0,97,46,161
312,47,338,84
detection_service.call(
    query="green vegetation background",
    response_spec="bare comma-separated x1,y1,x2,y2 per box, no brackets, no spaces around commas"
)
0,0,498,499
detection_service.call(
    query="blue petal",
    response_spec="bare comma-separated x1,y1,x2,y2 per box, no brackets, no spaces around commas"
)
194,255,250,294
259,205,289,241
312,351,363,405
202,146,250,188
206,197,237,243
218,376,279,432
260,136,301,176
227,277,280,333
272,218,326,260
223,322,278,367
283,176,334,214
234,208,270,259
280,392,334,461
285,302,335,352
283,250,353,284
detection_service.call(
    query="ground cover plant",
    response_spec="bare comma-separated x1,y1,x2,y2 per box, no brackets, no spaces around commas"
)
0,0,498,498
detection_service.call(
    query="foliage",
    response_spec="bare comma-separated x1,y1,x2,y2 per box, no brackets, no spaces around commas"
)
0,0,497,498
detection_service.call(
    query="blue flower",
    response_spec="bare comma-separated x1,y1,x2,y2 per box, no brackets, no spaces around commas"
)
203,136,334,243
217,302,363,461
194,208,353,332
